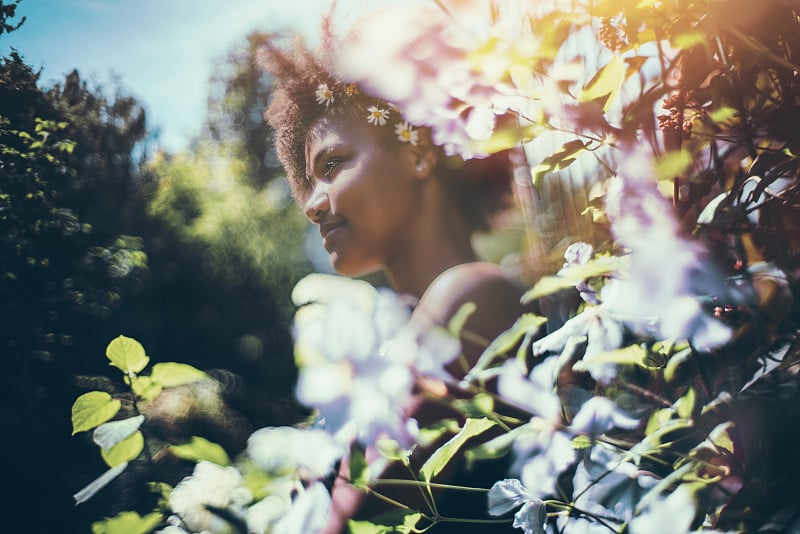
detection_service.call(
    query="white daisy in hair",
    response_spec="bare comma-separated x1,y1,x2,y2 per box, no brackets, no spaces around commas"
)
394,121,418,145
315,83,334,107
366,105,390,126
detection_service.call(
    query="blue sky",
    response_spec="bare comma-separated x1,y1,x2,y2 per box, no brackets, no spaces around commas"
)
2,0,408,153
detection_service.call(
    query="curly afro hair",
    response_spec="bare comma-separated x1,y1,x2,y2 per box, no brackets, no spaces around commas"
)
257,26,517,233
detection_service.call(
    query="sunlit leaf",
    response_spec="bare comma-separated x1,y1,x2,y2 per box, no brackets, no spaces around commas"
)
675,388,696,419
101,430,144,467
709,106,737,124
531,139,588,188
579,55,625,112
467,313,547,378
418,418,461,448
90,510,163,534
348,511,422,534
707,421,735,454
150,362,207,387
655,149,693,181
522,255,628,302
447,301,476,338
129,375,162,402
74,462,128,505
169,435,231,466
453,392,495,418
573,344,649,374
349,446,368,488
671,32,706,50
93,415,145,451
71,391,122,435
465,424,531,469
375,438,411,461
106,335,149,375
572,435,593,450
420,418,495,482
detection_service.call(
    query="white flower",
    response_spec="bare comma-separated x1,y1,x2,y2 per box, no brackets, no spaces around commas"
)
497,357,561,421
628,484,696,534
518,429,576,499
247,426,345,480
394,121,418,145
601,150,734,351
169,461,243,534
569,396,640,438
291,274,422,448
366,105,390,126
572,444,658,525
315,83,334,107
488,479,547,534
245,494,292,534
336,3,542,159
272,481,331,534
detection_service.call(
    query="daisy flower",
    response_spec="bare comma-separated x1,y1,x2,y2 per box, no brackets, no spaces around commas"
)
315,83,334,107
367,105,390,126
394,121,418,145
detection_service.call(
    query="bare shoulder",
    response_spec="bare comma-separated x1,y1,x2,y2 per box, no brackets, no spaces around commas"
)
413,262,526,370
419,262,524,318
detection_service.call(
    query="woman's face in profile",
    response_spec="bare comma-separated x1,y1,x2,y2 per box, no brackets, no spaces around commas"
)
303,115,422,276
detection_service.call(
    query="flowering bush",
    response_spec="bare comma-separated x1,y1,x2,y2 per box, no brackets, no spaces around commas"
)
72,0,799,533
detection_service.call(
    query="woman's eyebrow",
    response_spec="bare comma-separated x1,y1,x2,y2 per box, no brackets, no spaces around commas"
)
310,142,347,173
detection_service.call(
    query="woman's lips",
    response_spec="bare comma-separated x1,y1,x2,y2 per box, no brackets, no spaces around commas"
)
320,220,346,248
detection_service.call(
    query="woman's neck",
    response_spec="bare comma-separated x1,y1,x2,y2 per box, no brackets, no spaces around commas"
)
384,200,477,299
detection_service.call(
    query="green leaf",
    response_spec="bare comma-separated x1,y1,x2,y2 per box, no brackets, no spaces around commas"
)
417,418,461,448
670,31,706,50
464,423,530,468
170,435,231,466
106,335,149,375
573,344,649,373
150,362,207,387
90,510,164,534
420,418,495,482
578,55,625,112
453,392,495,418
347,511,422,534
467,313,547,379
375,438,411,461
72,391,122,435
655,149,692,181
664,345,692,382
708,106,738,126
572,434,593,450
349,446,369,488
447,302,476,338
530,139,587,187
130,375,163,402
707,421,735,454
675,388,696,419
101,430,144,467
522,255,628,303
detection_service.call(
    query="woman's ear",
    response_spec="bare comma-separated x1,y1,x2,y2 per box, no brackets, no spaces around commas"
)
412,129,438,179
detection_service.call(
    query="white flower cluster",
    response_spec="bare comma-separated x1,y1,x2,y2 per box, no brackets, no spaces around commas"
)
291,273,460,448
337,2,547,159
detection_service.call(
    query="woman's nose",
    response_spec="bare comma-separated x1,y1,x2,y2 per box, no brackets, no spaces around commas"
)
303,183,329,223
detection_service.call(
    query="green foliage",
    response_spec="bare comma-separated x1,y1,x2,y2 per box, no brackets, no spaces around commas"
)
71,391,122,435
91,511,164,534
420,418,496,483
71,335,228,532
169,436,231,467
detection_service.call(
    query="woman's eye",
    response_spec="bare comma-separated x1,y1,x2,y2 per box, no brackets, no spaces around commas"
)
323,158,342,177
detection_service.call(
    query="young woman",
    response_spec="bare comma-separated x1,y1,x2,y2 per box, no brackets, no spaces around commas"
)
259,30,530,533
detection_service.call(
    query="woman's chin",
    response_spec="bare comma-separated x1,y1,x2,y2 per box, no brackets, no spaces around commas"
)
330,254,381,278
